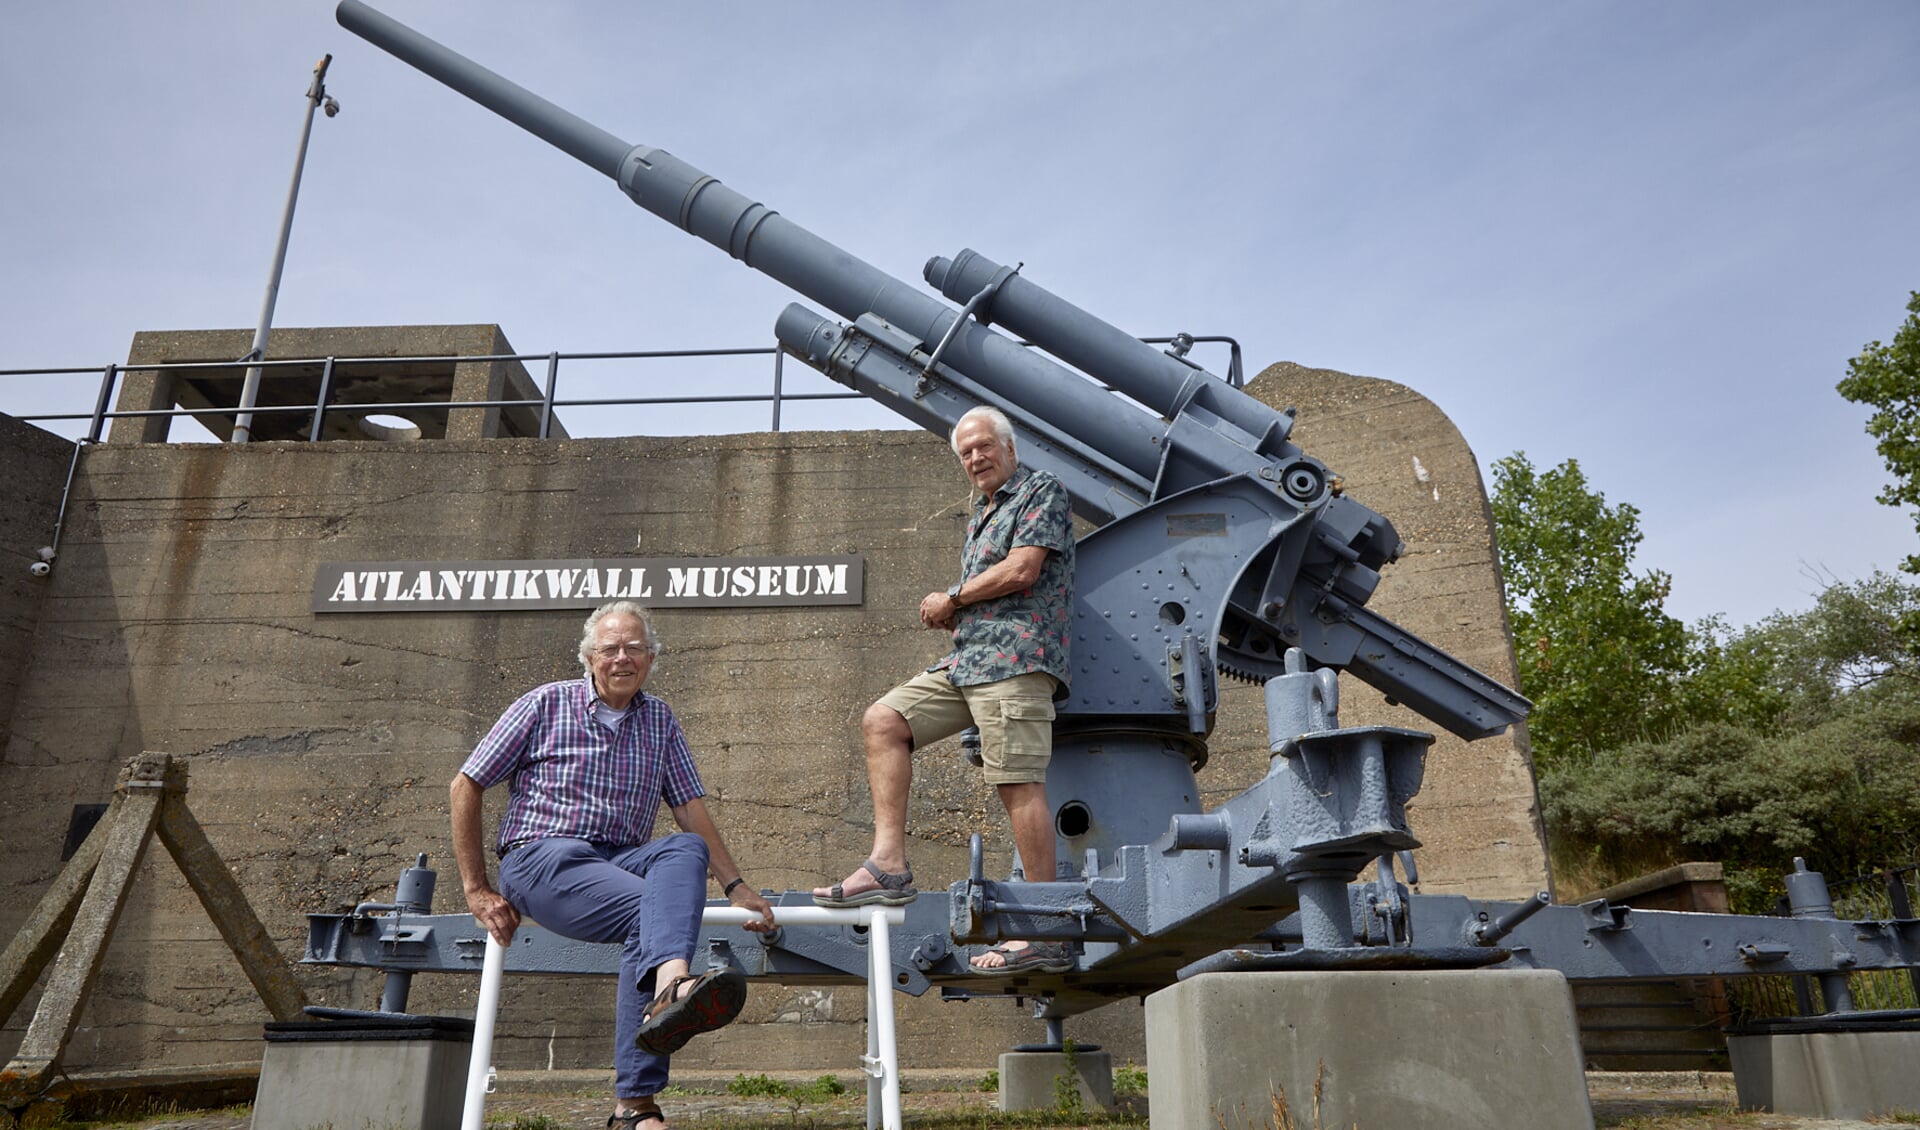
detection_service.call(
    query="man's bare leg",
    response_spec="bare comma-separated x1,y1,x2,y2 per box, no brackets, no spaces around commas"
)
999,781,1057,883
616,956,694,1125
813,702,915,899
971,781,1058,968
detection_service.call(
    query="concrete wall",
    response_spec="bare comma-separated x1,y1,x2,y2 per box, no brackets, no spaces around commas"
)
0,362,1547,1080
110,325,561,444
0,414,74,763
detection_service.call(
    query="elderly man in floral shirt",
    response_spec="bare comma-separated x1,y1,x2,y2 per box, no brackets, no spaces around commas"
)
814,405,1076,975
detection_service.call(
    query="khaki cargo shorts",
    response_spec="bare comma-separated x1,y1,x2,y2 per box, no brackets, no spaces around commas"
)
877,669,1058,785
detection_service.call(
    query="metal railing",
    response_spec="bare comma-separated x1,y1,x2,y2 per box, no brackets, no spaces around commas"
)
1,334,1243,444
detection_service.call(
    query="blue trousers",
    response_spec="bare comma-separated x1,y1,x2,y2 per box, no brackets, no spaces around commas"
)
499,834,709,1098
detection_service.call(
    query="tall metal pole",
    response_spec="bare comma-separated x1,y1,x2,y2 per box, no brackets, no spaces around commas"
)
233,55,337,444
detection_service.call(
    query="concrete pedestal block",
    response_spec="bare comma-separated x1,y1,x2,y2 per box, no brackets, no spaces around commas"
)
1728,1027,1920,1119
251,1016,474,1130
1145,969,1593,1130
998,1048,1114,1113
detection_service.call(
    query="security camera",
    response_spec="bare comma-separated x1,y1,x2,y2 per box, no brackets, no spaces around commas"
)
323,97,340,118
29,561,51,578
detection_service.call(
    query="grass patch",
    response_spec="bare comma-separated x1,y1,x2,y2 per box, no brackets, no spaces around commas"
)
21,1102,252,1130
723,1072,849,1103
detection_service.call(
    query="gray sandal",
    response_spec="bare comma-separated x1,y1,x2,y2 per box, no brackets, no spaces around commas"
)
813,859,917,908
969,940,1074,976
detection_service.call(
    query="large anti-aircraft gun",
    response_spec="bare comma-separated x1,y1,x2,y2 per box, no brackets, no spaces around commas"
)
311,1,1919,1054
329,0,1520,855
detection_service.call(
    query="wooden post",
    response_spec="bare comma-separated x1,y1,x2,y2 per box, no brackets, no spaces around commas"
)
0,754,309,1113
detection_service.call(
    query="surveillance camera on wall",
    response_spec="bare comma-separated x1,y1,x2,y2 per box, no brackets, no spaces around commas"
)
29,561,51,578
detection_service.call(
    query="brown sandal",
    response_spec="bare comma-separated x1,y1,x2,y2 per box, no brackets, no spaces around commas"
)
634,966,747,1055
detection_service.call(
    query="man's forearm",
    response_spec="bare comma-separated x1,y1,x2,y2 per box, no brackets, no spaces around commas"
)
952,546,1047,605
450,771,521,945
449,773,494,895
671,797,743,885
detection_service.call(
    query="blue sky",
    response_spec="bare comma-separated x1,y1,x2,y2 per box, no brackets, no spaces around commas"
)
2,2,1915,629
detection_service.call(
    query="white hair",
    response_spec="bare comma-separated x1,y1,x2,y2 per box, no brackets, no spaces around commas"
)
578,600,660,678
949,406,1016,455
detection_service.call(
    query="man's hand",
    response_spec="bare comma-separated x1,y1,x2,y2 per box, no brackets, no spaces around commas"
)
920,546,1048,631
919,590,958,630
730,884,778,933
466,885,520,947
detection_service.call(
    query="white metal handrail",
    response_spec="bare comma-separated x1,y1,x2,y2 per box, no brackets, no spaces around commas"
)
462,904,909,1130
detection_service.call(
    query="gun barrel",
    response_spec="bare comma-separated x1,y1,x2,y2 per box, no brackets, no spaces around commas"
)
336,0,629,178
338,0,1171,492
928,250,1294,460
338,2,1531,742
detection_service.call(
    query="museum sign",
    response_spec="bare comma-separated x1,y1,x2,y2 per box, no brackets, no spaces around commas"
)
312,555,863,612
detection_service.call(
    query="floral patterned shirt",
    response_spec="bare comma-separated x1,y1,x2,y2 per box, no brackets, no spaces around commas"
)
935,463,1074,690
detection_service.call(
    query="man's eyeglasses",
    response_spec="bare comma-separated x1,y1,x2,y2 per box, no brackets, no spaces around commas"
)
595,641,653,659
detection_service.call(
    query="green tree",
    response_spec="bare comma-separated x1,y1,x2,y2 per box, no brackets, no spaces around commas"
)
1541,572,1920,909
1489,453,1693,766
1837,290,1920,573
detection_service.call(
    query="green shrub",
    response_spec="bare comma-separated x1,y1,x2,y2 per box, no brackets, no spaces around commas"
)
725,1072,787,1097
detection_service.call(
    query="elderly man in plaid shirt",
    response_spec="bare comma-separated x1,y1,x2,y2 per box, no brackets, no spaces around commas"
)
452,600,774,1130
813,405,1077,976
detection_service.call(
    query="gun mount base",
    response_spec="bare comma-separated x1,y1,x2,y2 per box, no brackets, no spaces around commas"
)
1145,968,1595,1130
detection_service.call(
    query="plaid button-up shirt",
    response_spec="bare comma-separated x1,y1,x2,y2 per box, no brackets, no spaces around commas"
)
460,677,705,855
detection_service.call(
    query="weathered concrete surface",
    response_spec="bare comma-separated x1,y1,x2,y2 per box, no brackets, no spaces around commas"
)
0,412,72,756
1145,970,1594,1130
110,325,563,443
1729,1029,1920,1120
999,1048,1113,1113
253,1027,469,1130
0,428,1146,1075
0,361,1546,1080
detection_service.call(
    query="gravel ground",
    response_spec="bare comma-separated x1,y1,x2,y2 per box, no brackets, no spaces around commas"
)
20,1069,1909,1130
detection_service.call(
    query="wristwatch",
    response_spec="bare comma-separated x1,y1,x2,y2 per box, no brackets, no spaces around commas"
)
947,582,966,607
